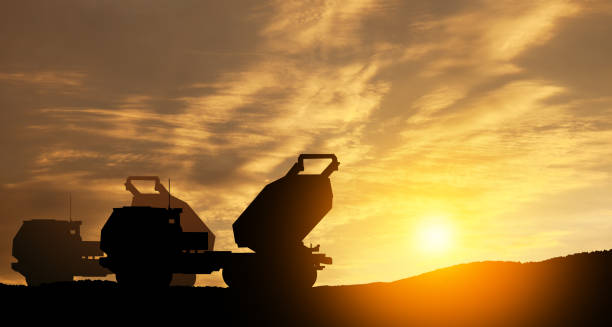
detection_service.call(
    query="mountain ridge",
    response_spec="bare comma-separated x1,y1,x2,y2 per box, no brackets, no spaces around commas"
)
1,249,611,326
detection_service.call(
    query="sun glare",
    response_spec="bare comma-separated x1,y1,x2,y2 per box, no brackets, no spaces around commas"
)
416,215,454,254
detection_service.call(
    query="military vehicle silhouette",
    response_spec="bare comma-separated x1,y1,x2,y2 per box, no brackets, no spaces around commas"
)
11,177,216,287
123,176,216,286
99,154,338,288
12,219,110,286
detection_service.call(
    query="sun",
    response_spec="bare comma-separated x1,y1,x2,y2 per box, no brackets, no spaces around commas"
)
415,215,454,253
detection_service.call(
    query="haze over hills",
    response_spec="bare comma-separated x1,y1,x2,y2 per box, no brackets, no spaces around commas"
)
2,250,611,326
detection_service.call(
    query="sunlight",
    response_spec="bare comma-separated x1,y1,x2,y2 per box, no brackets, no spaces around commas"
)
415,214,454,254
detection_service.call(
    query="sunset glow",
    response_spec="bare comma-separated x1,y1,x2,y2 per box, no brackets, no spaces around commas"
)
1,1,612,287
416,216,454,254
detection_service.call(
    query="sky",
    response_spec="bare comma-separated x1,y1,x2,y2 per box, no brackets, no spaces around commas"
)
1,0,612,286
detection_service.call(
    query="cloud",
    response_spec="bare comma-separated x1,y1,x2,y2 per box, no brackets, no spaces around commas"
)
1,0,612,286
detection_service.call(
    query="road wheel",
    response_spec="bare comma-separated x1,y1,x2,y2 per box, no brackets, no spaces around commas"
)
222,265,245,289
170,273,197,287
276,263,317,290
301,265,317,288
25,272,73,286
116,270,172,288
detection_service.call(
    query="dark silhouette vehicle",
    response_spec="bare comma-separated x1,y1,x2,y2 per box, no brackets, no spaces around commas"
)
123,175,216,286
12,219,110,286
99,154,338,288
11,177,211,287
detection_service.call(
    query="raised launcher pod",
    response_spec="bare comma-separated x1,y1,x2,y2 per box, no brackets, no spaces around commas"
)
12,219,110,286
125,176,215,250
124,176,215,286
232,154,339,254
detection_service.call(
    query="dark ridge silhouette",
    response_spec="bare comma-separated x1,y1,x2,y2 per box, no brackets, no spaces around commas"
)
313,250,612,326
2,250,611,326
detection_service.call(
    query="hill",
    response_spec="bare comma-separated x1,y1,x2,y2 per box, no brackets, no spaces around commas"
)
313,250,612,326
2,250,611,326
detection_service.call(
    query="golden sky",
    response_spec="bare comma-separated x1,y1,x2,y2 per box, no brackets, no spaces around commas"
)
1,0,612,286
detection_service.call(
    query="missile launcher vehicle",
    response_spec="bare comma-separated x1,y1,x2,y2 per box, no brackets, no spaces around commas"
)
11,176,214,287
12,219,110,286
99,154,338,289
124,175,216,286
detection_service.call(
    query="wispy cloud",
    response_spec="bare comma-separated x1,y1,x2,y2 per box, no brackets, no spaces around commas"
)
1,0,611,286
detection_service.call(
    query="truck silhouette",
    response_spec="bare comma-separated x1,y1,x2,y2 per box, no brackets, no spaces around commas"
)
123,175,216,286
11,176,215,287
99,154,338,288
12,219,109,286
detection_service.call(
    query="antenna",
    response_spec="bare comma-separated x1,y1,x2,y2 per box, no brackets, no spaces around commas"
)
168,178,171,210
69,192,72,223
